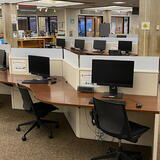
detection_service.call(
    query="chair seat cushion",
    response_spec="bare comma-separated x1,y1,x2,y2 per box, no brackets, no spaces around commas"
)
33,102,58,118
126,121,150,143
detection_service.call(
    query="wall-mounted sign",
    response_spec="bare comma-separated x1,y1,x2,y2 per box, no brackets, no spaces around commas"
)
12,60,27,72
141,22,150,30
70,18,75,24
11,14,17,24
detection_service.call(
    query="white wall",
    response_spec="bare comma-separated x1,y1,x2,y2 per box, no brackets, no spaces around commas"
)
65,8,80,37
130,14,139,34
0,17,3,33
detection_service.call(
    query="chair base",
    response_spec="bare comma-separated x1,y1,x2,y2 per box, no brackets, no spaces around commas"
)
16,118,59,141
91,148,143,160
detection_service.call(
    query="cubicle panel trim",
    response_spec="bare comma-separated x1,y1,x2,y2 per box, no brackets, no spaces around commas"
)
79,55,159,73
11,48,63,59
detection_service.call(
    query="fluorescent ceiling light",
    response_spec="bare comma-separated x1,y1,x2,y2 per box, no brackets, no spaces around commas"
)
84,6,132,12
19,0,83,7
113,1,126,4
0,0,33,3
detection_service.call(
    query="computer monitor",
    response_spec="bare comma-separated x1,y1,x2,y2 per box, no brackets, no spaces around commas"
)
93,40,106,53
117,35,127,38
92,59,134,98
75,39,85,51
118,41,132,53
56,38,65,48
28,55,50,79
0,49,6,69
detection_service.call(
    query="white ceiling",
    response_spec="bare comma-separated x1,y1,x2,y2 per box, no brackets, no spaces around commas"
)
85,6,133,11
19,0,83,7
0,0,139,8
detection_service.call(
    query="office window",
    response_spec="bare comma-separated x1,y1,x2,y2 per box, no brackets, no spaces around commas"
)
18,17,28,30
18,16,37,33
111,16,130,34
29,17,37,33
78,16,85,37
49,17,58,34
38,16,57,35
78,16,103,37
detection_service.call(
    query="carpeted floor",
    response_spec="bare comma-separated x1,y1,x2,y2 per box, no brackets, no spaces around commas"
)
0,94,151,160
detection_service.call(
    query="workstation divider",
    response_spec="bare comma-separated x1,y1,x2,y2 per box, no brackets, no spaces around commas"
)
0,44,11,95
60,36,138,53
79,55,159,96
4,47,160,159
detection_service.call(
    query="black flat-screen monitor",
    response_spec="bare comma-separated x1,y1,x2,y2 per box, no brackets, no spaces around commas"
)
132,7,139,15
118,41,132,53
56,38,65,48
75,39,85,51
117,35,127,38
0,49,6,69
93,40,106,53
92,59,134,98
28,55,50,78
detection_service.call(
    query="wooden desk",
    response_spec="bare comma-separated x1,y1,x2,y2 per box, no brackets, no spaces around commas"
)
0,71,159,160
70,49,137,56
31,36,56,43
18,39,45,48
0,71,159,113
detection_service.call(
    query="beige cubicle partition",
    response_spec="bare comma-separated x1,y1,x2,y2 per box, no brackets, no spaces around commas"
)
7,48,160,160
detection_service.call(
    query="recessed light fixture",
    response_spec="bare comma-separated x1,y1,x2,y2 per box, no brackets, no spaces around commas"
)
113,1,126,4
19,0,83,7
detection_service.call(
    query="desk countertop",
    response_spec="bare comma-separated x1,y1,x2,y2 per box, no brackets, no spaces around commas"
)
69,49,138,56
0,71,159,113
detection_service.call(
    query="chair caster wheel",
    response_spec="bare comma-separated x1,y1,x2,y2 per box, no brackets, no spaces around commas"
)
16,126,21,132
22,136,27,141
37,125,40,129
55,124,59,128
49,135,53,139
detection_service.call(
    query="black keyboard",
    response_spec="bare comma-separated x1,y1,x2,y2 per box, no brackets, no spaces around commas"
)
89,97,126,105
22,79,48,84
0,67,7,71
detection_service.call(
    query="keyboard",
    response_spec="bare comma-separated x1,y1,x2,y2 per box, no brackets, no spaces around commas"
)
0,67,7,71
89,97,126,105
22,79,49,84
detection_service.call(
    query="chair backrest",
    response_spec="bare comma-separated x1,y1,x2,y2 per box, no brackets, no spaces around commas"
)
93,98,131,139
17,84,34,112
0,49,6,68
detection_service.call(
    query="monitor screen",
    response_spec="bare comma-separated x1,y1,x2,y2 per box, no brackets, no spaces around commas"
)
75,39,85,50
56,38,65,48
93,40,106,52
0,49,6,68
118,41,132,52
92,59,134,88
132,7,139,15
117,35,127,38
28,55,50,78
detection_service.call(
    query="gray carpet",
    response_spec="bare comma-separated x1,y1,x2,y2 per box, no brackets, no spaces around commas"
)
0,95,151,160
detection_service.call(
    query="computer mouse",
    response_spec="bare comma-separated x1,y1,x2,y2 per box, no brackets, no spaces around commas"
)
136,103,142,108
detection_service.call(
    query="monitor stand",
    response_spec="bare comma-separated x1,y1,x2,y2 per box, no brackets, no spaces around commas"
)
94,50,104,54
76,48,84,52
121,50,130,55
102,86,123,98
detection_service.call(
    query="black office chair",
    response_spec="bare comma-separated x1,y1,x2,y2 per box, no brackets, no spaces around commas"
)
91,98,150,160
16,84,59,141
0,49,7,70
